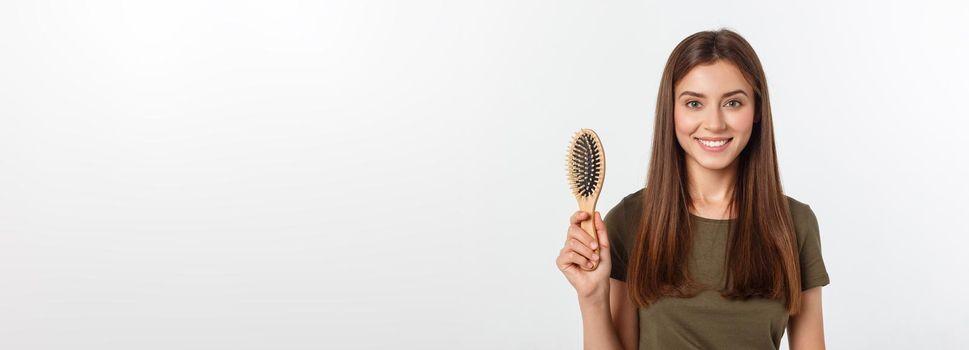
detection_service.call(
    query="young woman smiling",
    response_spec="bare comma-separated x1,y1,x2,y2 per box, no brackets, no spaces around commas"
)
556,29,830,350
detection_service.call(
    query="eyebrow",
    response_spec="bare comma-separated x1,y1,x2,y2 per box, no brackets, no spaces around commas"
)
678,89,748,99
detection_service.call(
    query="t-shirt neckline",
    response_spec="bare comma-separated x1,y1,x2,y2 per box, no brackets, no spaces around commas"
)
689,213,734,224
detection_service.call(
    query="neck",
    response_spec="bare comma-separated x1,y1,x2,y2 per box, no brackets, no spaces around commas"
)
685,156,738,205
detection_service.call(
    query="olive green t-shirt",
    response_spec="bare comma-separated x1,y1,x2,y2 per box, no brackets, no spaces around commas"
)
604,188,830,350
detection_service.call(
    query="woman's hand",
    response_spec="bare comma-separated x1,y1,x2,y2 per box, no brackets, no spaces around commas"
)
556,210,613,300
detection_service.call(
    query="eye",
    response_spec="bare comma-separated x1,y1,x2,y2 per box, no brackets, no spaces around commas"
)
725,100,743,108
686,100,701,109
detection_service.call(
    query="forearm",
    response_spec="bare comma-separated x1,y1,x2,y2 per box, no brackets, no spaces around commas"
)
788,287,826,350
578,294,624,350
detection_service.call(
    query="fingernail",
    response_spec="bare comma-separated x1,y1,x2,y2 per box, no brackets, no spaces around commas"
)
593,254,599,261
591,242,598,249
587,262,593,268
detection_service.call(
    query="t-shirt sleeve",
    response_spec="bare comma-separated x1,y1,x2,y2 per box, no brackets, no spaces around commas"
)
604,199,630,282
795,203,830,291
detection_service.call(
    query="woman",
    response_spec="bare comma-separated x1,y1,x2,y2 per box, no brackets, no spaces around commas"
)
556,29,830,350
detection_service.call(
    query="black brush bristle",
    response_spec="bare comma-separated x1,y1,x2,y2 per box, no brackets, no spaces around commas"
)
568,132,601,198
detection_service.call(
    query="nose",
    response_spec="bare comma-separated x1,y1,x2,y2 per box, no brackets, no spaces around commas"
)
703,108,728,132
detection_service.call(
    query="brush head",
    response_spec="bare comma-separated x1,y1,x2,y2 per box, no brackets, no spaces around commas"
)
566,128,605,199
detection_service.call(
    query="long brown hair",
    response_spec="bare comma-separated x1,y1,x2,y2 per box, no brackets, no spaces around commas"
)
626,28,804,314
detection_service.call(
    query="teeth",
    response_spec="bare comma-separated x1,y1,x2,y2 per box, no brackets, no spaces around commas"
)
697,138,729,147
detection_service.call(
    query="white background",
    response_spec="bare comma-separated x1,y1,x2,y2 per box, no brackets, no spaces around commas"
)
1,0,967,349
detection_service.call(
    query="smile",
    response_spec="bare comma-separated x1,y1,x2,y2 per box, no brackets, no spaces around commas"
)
694,137,733,152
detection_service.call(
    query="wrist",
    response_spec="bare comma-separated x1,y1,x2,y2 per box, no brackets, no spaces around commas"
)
578,286,610,307
577,292,611,317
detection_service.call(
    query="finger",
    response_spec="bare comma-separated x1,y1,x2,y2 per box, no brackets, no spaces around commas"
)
556,247,589,272
567,238,599,263
570,210,589,226
564,248,593,270
568,225,599,251
556,250,574,273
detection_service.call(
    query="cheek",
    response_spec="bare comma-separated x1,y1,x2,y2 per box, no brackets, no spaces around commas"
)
673,114,699,150
673,110,695,135
727,110,756,135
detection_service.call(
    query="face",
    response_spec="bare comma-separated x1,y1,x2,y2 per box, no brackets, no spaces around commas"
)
673,60,757,171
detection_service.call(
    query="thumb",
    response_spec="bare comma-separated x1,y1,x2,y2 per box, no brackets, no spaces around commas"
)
594,211,610,250
594,212,612,267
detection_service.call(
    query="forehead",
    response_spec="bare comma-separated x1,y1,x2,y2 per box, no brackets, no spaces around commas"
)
674,60,752,96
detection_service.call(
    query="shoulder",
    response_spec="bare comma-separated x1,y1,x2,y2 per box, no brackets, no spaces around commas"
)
604,187,643,219
784,194,821,243
785,195,817,224
617,186,646,210
603,187,646,236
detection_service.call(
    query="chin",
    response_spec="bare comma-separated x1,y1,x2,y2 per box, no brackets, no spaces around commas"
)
694,156,736,170
700,163,732,171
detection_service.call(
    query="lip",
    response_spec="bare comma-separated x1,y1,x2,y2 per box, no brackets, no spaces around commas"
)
694,137,733,152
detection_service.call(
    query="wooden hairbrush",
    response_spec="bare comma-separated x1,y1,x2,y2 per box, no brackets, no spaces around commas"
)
565,128,606,271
